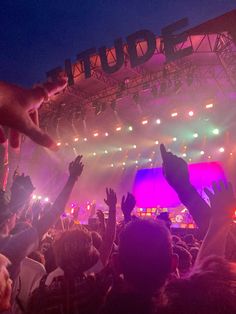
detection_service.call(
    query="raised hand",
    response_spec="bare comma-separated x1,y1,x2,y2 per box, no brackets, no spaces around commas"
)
104,188,117,209
160,143,190,191
0,78,67,149
10,174,35,210
121,192,136,221
68,155,84,181
204,181,236,223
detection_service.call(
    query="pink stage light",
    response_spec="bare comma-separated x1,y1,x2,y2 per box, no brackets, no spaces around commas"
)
133,162,226,208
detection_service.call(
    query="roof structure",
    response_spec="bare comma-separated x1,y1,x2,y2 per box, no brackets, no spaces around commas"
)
21,10,236,205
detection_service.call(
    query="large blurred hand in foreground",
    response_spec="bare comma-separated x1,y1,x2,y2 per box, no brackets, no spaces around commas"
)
0,78,67,149
160,143,190,192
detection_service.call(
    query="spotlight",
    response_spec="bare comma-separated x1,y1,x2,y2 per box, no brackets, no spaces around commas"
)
104,150,108,154
74,137,79,142
219,147,224,153
135,160,138,164
171,112,178,117
83,138,88,142
200,150,205,155
188,111,194,117
156,119,161,124
32,195,37,200
142,120,148,125
116,127,122,131
155,140,159,145
148,158,152,162
212,129,219,135
105,132,109,137
57,142,61,146
93,152,97,156
133,145,137,149
44,197,49,202
122,162,126,166
206,103,213,109
193,133,198,138
37,196,42,200
173,137,177,142
128,126,133,131
182,153,187,157
118,147,122,151
93,132,99,137
111,163,114,167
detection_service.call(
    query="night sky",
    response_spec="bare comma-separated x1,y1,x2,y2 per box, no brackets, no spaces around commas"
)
1,0,236,87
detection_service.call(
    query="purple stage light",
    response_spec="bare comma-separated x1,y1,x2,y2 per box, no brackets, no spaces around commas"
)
133,162,226,208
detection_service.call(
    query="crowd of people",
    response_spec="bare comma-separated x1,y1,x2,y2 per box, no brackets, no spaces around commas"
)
0,80,236,314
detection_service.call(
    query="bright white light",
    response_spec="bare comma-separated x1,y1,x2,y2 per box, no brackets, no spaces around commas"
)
173,137,177,142
93,152,97,156
83,138,87,142
171,112,178,117
219,147,224,153
200,150,205,155
142,120,148,125
32,195,37,200
37,196,42,200
133,145,137,149
111,163,114,167
93,132,99,137
135,160,138,164
105,132,109,137
118,147,122,151
188,111,194,117
116,127,121,131
44,197,49,202
122,162,126,166
212,128,219,135
128,126,133,131
104,150,108,154
193,133,198,138
182,153,187,157
74,137,79,142
156,119,161,124
206,103,213,109
155,140,159,145
57,142,61,146
148,158,152,162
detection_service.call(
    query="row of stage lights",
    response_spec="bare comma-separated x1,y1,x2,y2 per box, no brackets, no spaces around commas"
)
56,103,215,146
32,195,50,202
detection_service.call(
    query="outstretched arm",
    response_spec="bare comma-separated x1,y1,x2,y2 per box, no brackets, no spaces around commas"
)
34,155,84,238
99,188,117,266
195,181,235,265
160,144,211,236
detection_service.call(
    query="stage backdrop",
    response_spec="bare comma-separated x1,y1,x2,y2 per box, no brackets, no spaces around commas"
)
133,162,226,208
